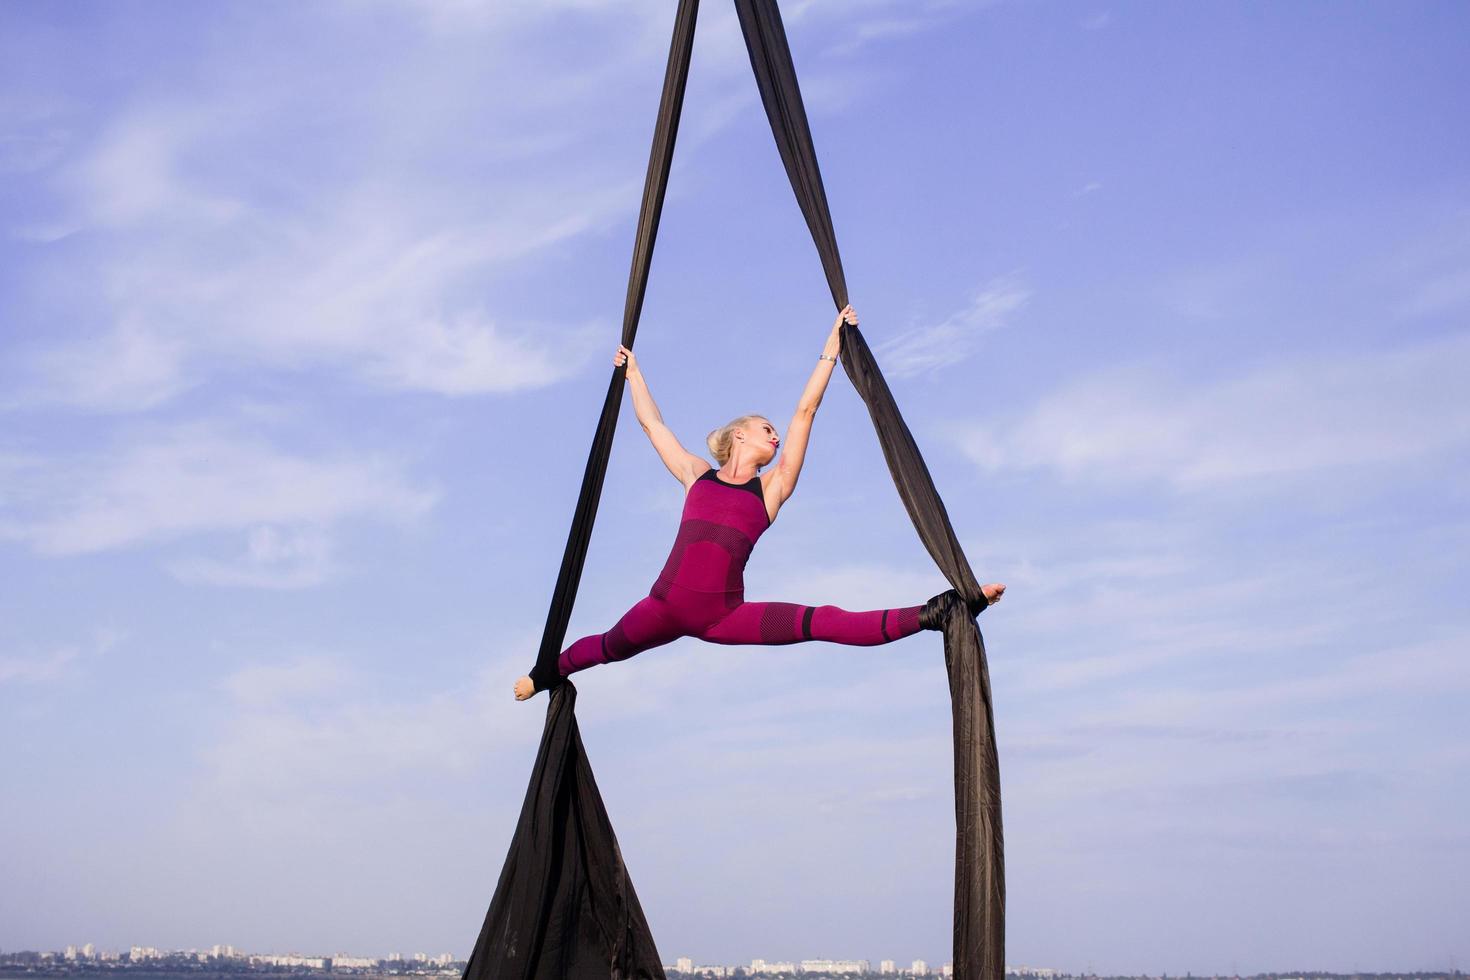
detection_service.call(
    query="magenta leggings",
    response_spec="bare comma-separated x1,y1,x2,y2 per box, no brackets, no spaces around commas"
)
559,580,925,677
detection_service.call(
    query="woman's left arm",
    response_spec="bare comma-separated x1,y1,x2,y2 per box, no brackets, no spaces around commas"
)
769,305,856,506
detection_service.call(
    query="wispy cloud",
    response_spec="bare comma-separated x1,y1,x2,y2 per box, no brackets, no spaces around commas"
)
0,645,83,684
806,0,985,59
1001,630,1470,814
0,629,122,685
6,0,987,412
26,316,193,411
60,106,245,229
946,331,1470,491
872,276,1029,379
16,133,627,408
820,17,932,58
221,654,357,708
199,644,542,800
3,15,665,409
0,421,437,558
167,525,338,590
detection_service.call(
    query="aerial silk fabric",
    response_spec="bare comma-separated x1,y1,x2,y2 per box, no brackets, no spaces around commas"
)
461,683,664,980
463,3,697,979
464,0,1004,978
732,2,1005,975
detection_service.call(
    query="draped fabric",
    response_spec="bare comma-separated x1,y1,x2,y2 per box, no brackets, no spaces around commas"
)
523,0,701,700
468,1,699,971
732,2,1005,974
466,0,1004,978
460,684,665,980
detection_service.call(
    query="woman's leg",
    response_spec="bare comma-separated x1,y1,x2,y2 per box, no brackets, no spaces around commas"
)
697,599,924,647
559,595,687,678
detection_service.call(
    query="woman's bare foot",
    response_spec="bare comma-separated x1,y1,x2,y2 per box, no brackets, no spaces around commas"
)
514,676,535,701
921,583,1008,628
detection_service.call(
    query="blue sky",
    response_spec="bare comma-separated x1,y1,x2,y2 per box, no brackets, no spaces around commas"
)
2,0,1467,975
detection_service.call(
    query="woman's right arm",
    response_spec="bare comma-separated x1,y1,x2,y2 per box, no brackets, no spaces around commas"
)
617,345,707,486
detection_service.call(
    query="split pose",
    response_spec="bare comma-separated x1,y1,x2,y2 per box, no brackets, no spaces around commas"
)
514,305,1005,700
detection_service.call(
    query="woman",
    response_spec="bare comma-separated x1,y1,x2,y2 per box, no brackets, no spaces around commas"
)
514,304,1004,700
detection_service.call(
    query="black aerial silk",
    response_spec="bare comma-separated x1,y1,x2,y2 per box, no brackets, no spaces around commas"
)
464,1,1004,978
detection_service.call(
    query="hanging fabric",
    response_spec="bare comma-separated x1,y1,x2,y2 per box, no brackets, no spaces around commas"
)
465,3,698,976
732,2,1004,974
464,0,1004,977
459,683,665,980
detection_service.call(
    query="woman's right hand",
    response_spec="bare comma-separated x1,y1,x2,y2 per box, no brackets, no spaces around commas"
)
615,344,639,375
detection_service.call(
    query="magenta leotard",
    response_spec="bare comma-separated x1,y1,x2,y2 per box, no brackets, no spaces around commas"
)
557,466,924,679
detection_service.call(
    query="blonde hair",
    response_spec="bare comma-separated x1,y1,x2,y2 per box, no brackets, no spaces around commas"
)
705,414,768,466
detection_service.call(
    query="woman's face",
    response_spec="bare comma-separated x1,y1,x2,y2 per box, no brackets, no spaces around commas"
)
737,418,780,465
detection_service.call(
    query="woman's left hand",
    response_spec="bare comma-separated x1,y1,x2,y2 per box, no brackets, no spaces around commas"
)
832,304,858,331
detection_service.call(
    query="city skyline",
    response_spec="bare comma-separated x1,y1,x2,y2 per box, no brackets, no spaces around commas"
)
6,945,967,975
10,944,1462,979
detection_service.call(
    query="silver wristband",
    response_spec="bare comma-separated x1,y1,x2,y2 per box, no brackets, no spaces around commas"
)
818,353,838,362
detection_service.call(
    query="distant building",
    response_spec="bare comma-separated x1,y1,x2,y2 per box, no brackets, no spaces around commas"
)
910,961,928,976
676,958,694,973
250,954,328,969
880,963,896,975
749,961,795,975
800,960,868,975
331,956,379,969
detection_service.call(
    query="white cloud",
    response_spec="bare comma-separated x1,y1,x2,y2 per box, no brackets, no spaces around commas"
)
0,629,122,685
870,279,1034,382
820,17,932,57
26,316,193,412
999,628,1470,821
365,313,602,395
167,525,337,590
8,14,667,409
197,641,542,801
221,655,355,707
1,422,437,557
62,108,245,228
784,1,987,70
0,645,82,684
947,331,1470,491
871,276,1029,378
7,0,983,412
369,0,670,37
18,165,629,407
